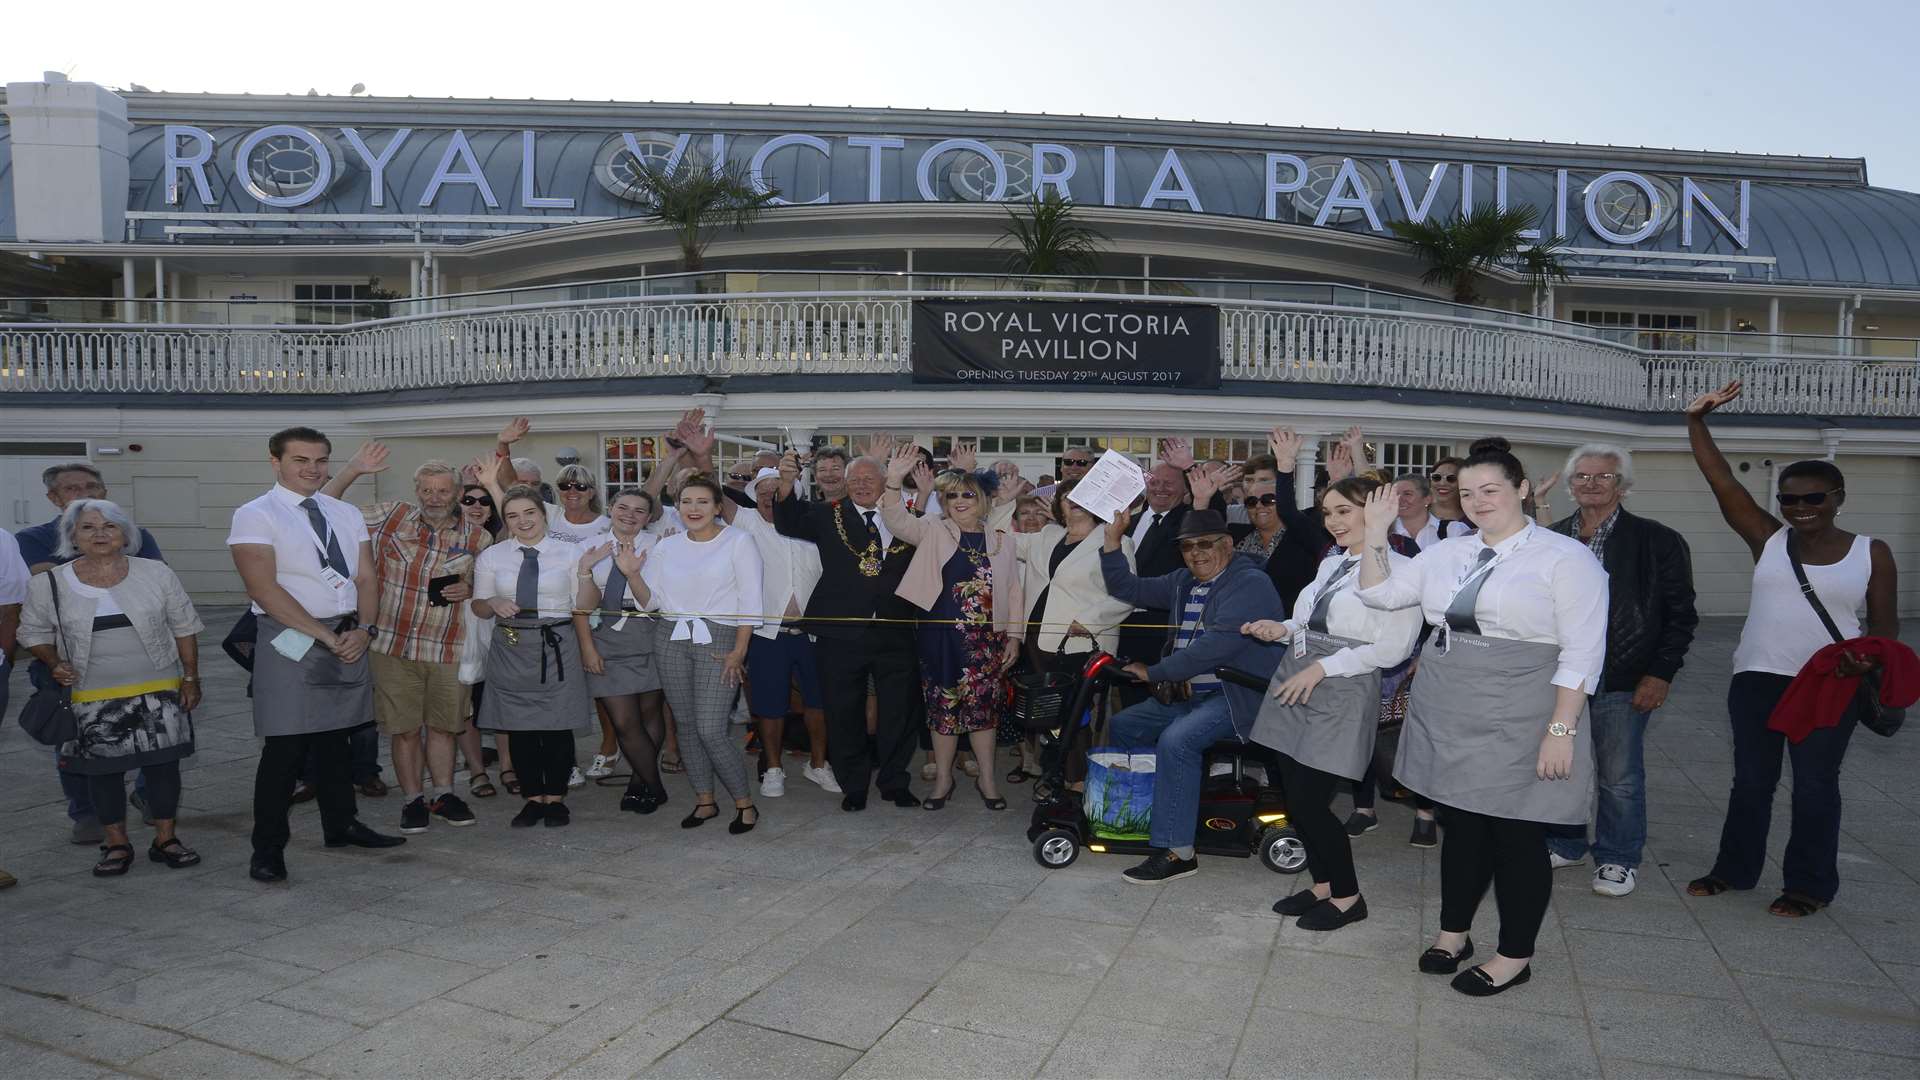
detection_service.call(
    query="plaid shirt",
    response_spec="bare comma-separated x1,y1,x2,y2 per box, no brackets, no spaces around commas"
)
1558,506,1622,562
366,502,491,665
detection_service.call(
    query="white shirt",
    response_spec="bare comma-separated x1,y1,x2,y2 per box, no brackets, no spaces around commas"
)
847,500,893,549
474,535,584,620
647,505,684,536
1131,505,1175,546
1284,551,1423,678
227,483,370,618
731,509,823,640
1391,513,1444,552
640,527,764,643
1356,522,1609,693
1732,529,1872,677
544,503,611,546
0,528,28,605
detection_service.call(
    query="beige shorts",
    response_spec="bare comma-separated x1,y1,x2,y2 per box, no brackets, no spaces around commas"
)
370,649,467,736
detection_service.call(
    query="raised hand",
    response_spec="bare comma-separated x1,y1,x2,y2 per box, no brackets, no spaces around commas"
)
467,454,498,488
1326,441,1355,482
1103,506,1133,548
1685,379,1743,417
910,460,935,496
1341,425,1368,467
1269,426,1304,465
1361,485,1397,540
676,410,716,458
497,417,531,446
1189,462,1235,506
1159,437,1195,471
885,444,919,485
348,440,391,476
863,431,897,459
948,441,979,472
778,449,802,490
613,544,646,581
1536,470,1563,495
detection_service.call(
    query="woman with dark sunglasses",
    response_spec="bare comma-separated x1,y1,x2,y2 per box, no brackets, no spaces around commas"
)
460,484,502,539
1684,380,1899,918
1428,458,1475,538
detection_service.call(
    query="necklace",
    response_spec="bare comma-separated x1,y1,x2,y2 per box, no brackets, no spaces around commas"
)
833,502,888,577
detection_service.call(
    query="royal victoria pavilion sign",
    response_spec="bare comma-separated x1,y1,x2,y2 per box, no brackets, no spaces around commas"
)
145,121,1756,248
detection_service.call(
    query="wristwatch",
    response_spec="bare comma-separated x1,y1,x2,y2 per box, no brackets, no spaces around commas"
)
363,625,381,641
1547,722,1578,737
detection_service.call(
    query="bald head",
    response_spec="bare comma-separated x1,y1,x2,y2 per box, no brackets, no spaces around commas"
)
846,456,884,506
1144,463,1187,512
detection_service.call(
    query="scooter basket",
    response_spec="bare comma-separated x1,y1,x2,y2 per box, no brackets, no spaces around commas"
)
1008,670,1075,733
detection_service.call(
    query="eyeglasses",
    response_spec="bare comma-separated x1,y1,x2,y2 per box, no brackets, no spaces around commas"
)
1241,494,1278,508
726,473,753,483
460,495,492,507
1061,458,1092,467
557,482,593,493
1570,472,1620,486
1429,472,1458,483
1177,537,1225,553
1777,489,1842,507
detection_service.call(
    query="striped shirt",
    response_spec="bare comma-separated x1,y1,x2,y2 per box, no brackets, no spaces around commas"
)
1173,578,1219,692
366,502,492,665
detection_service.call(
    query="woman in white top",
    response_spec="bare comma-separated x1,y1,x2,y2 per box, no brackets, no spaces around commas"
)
1683,380,1899,917
470,487,608,828
1241,476,1422,932
626,475,765,833
1356,444,1608,997
580,490,668,813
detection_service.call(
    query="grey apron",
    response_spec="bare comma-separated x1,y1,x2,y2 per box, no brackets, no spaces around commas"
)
587,613,662,698
1393,631,1593,824
478,619,592,732
1250,630,1381,781
250,613,372,737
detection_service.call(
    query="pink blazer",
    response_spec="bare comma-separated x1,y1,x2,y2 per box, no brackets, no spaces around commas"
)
878,491,1026,641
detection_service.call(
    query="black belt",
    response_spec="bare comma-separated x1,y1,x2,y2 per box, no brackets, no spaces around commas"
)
499,619,569,684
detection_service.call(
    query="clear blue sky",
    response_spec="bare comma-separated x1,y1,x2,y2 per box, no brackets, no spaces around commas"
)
12,0,1920,191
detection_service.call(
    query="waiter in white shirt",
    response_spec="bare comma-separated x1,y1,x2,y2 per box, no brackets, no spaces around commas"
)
228,427,405,885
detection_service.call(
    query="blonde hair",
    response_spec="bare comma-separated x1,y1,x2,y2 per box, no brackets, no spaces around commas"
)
555,463,603,514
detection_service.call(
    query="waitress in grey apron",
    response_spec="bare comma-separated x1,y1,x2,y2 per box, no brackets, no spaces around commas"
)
1244,476,1423,932
470,487,608,829
581,491,669,815
1356,445,1608,998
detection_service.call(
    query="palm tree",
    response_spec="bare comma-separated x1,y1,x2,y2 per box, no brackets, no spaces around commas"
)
624,157,781,273
996,191,1110,279
1388,203,1570,307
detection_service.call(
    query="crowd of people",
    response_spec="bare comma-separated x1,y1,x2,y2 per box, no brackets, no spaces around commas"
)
0,386,1903,999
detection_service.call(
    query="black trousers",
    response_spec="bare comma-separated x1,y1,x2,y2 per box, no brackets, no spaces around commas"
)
509,730,576,798
1438,805,1551,959
87,762,183,827
1276,754,1358,897
817,628,919,799
253,730,358,854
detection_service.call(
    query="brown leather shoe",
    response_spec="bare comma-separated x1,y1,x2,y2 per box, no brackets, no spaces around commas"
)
357,777,389,798
289,783,318,804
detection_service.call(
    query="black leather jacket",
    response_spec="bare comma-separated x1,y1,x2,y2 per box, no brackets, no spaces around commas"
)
1550,507,1699,694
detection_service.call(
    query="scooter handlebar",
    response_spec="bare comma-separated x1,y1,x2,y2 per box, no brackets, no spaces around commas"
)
1213,666,1271,692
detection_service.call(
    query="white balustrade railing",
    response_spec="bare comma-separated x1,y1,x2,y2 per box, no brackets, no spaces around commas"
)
1,291,1915,416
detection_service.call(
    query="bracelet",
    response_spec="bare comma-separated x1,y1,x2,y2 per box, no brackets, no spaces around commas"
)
181,675,199,683
885,484,902,491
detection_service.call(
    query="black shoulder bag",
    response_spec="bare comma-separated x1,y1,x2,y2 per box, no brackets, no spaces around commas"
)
17,572,80,747
1786,535,1902,738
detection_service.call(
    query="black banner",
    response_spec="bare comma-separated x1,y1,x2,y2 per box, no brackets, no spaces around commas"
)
911,299,1220,389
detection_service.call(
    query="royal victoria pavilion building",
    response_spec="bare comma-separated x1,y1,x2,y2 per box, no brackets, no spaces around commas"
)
1,73,1916,612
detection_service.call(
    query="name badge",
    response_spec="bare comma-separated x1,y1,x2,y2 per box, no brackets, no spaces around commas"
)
1433,625,1450,656
1292,630,1309,659
320,566,350,591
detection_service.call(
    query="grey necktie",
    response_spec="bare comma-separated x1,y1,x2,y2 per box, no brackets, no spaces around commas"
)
601,560,628,616
1307,559,1358,634
299,497,350,577
516,547,541,614
1444,547,1499,635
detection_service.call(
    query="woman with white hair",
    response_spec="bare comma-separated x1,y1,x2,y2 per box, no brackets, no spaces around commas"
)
21,499,204,876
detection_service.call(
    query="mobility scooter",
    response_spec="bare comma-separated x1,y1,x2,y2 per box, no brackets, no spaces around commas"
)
1019,652,1307,874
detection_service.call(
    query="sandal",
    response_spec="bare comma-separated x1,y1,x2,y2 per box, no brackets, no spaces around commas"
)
469,771,498,799
1768,891,1826,918
1686,874,1732,897
93,843,135,877
147,838,201,869
660,753,685,775
975,781,1007,811
501,770,522,796
1005,766,1039,784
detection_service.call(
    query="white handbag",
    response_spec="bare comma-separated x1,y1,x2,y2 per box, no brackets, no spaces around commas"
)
457,603,492,685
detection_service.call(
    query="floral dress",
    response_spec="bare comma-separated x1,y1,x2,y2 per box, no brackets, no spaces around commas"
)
917,531,1007,735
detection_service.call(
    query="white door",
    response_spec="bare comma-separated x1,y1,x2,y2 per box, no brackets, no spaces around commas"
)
0,456,72,532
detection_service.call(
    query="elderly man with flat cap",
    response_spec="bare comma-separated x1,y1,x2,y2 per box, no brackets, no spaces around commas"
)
1098,507,1286,885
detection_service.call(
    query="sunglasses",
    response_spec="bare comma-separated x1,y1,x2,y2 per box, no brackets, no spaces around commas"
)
1241,494,1278,508
460,495,493,507
1429,472,1458,483
557,482,593,493
1061,459,1092,467
1777,489,1842,507
1177,537,1225,553
726,473,753,482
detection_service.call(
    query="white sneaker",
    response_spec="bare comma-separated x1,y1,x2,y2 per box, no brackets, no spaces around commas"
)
804,764,843,793
567,766,586,789
1592,864,1637,897
1548,850,1585,870
584,753,618,780
760,766,786,798
1207,762,1235,778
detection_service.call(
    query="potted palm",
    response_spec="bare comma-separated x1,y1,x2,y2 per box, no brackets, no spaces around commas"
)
995,191,1110,292
624,157,782,283
1388,203,1570,310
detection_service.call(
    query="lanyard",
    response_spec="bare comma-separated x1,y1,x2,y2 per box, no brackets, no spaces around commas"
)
1436,525,1532,651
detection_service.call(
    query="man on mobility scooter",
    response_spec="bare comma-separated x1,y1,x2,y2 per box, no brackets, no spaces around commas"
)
1097,507,1286,884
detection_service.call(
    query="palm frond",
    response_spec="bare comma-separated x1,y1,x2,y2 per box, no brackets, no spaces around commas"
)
995,192,1109,277
625,157,781,272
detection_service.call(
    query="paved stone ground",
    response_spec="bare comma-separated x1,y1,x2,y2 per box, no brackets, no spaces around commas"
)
1,611,1916,1079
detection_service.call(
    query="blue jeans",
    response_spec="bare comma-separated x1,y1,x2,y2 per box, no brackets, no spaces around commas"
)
1108,693,1236,851
1710,672,1855,903
1547,690,1650,869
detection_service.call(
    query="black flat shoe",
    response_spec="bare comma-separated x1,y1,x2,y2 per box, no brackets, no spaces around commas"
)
1419,938,1474,975
1451,964,1531,997
148,838,201,869
681,804,719,829
841,795,867,812
324,821,407,848
1272,888,1322,917
728,805,759,835
885,789,921,809
509,801,546,828
248,852,288,883
542,803,571,827
1296,896,1369,932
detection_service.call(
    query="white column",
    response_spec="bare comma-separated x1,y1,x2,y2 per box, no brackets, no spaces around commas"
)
1293,442,1318,508
1142,254,1152,295
905,248,915,291
1767,296,1781,354
120,256,135,323
152,256,165,322
409,257,422,298
1837,298,1851,356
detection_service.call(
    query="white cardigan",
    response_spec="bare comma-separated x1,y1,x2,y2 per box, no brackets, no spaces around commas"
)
1014,525,1137,655
19,558,204,680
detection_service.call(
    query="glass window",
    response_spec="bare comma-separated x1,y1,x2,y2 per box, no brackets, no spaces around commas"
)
1570,308,1699,351
293,282,374,326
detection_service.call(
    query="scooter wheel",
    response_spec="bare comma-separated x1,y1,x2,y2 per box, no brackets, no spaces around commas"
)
1260,826,1308,874
1032,828,1080,869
